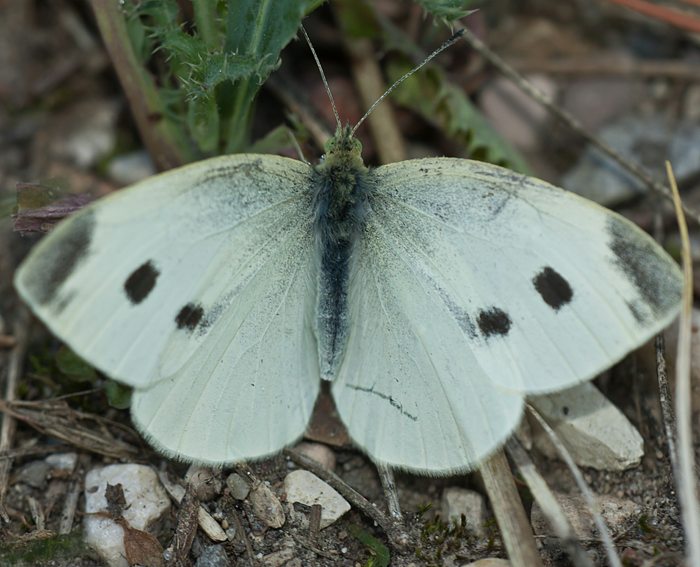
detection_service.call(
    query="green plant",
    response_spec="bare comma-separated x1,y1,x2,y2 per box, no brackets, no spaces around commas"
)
88,0,526,171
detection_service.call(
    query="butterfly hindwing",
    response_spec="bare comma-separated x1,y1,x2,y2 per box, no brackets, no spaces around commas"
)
16,155,321,462
332,197,525,474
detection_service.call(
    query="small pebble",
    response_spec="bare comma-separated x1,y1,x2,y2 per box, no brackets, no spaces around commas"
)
294,442,336,470
249,482,285,528
531,492,640,539
441,487,488,536
186,466,221,501
15,460,50,489
195,544,230,567
45,452,78,473
226,472,250,500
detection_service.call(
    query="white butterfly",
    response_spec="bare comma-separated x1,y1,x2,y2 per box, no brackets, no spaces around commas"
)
15,123,682,474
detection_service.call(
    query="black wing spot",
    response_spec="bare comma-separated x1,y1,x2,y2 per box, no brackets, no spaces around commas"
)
606,216,682,316
25,211,96,306
175,303,204,331
533,266,573,311
124,261,159,304
625,300,647,324
477,307,511,338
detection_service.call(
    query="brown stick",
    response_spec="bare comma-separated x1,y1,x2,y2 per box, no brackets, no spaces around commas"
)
284,449,408,548
606,0,700,34
88,0,190,170
509,57,700,81
459,27,700,225
0,309,30,523
479,449,543,567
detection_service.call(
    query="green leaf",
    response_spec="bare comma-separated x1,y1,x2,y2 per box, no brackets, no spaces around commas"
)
125,0,322,155
348,525,390,567
387,60,530,173
247,123,307,155
221,0,322,152
334,0,382,39
105,381,132,410
28,354,51,377
55,346,97,383
187,90,221,154
415,0,479,22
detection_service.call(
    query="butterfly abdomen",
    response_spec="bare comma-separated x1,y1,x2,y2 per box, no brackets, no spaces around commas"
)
312,127,372,380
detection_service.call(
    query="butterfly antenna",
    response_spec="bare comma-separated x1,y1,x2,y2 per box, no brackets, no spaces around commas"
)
301,25,342,132
352,29,465,136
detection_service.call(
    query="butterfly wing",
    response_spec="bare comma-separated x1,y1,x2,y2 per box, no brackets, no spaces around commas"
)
332,158,681,473
15,155,320,463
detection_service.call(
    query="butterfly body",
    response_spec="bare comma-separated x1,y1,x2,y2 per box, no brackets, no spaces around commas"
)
313,126,371,379
15,125,682,473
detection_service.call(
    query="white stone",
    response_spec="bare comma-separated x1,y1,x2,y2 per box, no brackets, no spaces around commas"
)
84,464,170,567
293,442,336,470
461,559,510,567
107,150,156,186
563,116,700,207
261,545,296,567
46,452,78,473
480,75,557,151
53,99,120,168
440,487,488,537
684,85,700,122
283,470,350,529
530,382,644,470
531,492,640,539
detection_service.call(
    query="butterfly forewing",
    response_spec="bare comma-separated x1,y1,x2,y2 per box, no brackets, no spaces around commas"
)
362,159,682,394
16,155,321,463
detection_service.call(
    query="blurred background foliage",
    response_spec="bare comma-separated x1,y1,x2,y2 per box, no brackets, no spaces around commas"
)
96,0,526,171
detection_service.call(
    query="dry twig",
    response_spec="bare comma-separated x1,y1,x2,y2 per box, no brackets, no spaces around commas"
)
0,308,30,524
0,398,140,460
479,449,543,567
341,34,407,164
458,26,700,226
509,57,700,80
375,461,402,520
655,334,679,475
59,480,81,535
284,448,408,548
666,162,700,565
157,469,227,543
225,496,254,567
605,0,700,34
506,438,594,567
527,405,623,567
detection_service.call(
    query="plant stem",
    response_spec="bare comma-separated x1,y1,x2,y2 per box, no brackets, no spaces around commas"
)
89,0,192,170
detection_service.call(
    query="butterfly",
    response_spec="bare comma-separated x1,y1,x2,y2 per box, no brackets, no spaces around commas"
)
14,48,682,475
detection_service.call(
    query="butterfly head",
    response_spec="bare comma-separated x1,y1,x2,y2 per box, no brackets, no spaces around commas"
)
320,126,366,175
